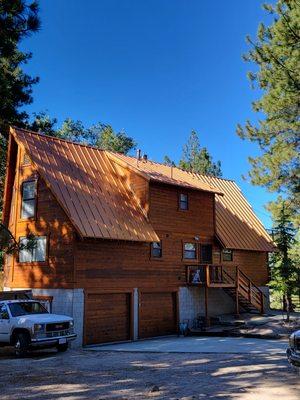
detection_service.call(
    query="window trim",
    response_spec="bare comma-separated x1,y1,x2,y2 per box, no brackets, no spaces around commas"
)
20,179,38,220
18,235,48,264
182,241,198,261
150,241,163,259
178,192,189,211
222,249,233,262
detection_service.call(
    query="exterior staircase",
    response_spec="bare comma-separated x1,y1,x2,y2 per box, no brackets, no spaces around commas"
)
187,264,266,314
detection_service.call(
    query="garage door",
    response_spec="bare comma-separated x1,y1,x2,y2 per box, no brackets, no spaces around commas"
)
84,292,131,345
139,291,177,339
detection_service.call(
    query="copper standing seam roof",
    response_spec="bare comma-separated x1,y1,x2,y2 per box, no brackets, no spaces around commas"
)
108,152,224,195
11,127,159,242
192,174,275,252
108,153,275,252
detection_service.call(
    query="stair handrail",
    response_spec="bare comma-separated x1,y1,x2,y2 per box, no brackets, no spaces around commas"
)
238,268,268,299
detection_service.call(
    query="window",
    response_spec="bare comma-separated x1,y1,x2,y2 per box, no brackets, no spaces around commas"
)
8,302,48,317
19,236,47,263
184,242,197,259
151,242,162,258
223,249,233,262
0,304,9,320
22,153,31,166
201,244,212,264
179,193,188,210
21,180,36,219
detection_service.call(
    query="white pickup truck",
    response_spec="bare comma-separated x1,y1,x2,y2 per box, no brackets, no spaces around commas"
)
0,299,76,357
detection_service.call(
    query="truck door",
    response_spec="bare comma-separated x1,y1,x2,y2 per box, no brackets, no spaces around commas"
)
0,304,10,342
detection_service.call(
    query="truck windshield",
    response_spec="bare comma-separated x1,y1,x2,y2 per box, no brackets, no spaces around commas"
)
8,302,49,317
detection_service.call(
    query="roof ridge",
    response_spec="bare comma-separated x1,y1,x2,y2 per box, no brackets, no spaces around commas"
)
11,126,107,152
115,152,235,183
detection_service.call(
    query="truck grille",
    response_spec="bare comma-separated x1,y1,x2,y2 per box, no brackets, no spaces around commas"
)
45,328,74,338
46,322,70,332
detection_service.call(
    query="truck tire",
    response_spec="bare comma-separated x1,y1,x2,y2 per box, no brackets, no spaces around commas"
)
14,332,30,358
57,343,68,352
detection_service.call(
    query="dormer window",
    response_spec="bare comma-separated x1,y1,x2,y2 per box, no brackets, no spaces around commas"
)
179,193,188,210
21,180,37,219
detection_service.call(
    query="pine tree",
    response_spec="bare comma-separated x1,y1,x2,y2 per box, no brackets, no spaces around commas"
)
163,155,176,167
237,1,300,223
0,0,40,215
269,201,299,321
178,131,222,177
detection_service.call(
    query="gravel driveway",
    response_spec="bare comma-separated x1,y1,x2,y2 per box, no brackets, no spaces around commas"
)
0,338,299,400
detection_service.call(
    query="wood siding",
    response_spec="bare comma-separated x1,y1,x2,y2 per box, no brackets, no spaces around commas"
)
4,145,269,292
4,146,75,289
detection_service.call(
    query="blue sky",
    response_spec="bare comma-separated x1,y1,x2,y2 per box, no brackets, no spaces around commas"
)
22,0,276,227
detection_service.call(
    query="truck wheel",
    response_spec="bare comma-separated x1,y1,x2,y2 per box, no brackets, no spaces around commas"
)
57,343,68,352
14,333,30,358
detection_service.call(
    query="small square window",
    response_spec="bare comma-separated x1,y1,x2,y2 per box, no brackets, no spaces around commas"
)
19,236,47,263
179,193,188,210
223,249,233,262
151,242,162,258
184,242,197,259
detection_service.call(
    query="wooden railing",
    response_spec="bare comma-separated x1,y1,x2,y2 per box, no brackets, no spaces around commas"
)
237,268,264,313
186,264,265,313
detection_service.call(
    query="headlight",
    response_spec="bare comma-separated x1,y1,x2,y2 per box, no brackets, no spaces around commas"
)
289,333,295,349
34,323,45,332
69,320,74,328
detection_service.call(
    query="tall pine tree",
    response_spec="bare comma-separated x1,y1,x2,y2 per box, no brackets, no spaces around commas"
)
178,131,222,177
237,1,300,223
0,0,40,214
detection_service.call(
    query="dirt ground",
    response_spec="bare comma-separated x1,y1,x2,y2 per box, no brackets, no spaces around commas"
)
0,346,299,400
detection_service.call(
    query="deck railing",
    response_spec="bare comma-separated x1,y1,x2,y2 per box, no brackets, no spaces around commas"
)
186,264,265,313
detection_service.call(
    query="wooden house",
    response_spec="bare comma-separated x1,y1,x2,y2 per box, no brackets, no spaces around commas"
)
2,127,275,346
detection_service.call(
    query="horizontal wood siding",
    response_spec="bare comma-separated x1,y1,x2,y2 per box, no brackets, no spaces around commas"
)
4,146,75,289
221,250,269,286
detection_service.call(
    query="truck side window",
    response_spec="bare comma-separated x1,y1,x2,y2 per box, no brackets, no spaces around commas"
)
0,304,9,319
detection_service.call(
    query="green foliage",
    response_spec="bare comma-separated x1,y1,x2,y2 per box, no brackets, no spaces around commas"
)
178,131,222,177
237,0,300,222
268,200,299,317
92,124,136,153
163,155,176,167
0,0,40,136
0,0,40,235
28,113,136,154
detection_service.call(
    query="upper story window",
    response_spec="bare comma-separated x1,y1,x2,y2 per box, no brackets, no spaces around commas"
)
151,241,162,258
179,193,188,210
222,249,233,262
21,180,37,219
22,153,31,166
19,236,47,263
183,242,197,259
201,244,212,264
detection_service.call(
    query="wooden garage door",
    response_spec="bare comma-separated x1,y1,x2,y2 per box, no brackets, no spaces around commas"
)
84,292,131,345
139,291,177,339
